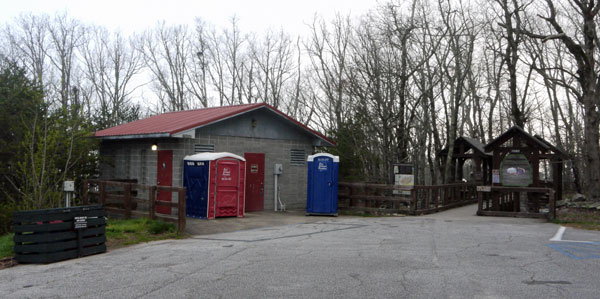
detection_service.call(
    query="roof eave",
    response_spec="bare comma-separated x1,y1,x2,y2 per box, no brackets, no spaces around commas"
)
95,133,171,140
484,126,550,152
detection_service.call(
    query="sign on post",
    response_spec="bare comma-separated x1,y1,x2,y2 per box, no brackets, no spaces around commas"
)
74,216,88,229
64,180,75,208
393,163,414,195
476,186,491,192
63,181,75,192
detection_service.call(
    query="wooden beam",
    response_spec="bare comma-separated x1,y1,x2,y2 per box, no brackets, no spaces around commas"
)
476,210,548,218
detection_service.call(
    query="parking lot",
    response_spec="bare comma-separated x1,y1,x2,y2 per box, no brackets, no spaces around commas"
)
1,204,599,298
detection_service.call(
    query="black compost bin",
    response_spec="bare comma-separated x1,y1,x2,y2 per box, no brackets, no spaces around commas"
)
13,205,107,264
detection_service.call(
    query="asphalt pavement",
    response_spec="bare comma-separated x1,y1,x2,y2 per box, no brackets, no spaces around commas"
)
2,204,600,298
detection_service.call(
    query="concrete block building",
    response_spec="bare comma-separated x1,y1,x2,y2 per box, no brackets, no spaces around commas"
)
94,103,335,211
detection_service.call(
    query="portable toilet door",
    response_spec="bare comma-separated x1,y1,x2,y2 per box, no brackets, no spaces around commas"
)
210,156,246,218
306,153,339,216
183,157,211,218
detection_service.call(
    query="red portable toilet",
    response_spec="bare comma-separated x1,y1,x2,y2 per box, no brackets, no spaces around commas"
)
183,152,246,219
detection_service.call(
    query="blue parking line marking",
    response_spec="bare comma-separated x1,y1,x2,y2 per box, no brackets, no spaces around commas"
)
547,242,600,260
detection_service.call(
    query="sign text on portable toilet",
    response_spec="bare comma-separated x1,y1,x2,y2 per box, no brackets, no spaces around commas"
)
318,161,328,171
222,167,232,181
306,153,339,216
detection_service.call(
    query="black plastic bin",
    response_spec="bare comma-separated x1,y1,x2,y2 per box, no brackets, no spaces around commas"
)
13,205,107,264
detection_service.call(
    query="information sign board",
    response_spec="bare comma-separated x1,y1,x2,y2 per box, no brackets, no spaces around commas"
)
500,153,532,187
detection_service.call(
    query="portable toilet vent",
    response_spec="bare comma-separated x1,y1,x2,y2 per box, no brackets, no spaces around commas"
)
306,153,339,216
183,152,246,219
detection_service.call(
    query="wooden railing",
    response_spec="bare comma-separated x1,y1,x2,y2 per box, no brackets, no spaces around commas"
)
477,186,556,220
338,182,478,215
82,180,186,233
411,183,478,214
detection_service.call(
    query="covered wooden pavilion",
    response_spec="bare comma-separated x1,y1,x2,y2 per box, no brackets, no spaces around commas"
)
439,136,492,184
477,126,567,219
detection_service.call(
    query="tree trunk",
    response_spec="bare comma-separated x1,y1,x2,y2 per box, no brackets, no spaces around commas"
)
583,94,600,200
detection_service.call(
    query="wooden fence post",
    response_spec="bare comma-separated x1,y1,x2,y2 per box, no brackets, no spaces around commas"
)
100,182,106,205
149,186,156,220
82,180,89,205
178,188,186,234
124,183,132,219
477,190,483,215
549,189,556,220
348,185,354,208
410,188,416,214
425,188,430,211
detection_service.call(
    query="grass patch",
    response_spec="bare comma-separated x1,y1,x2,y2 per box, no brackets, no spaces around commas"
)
0,218,183,264
0,234,14,259
105,218,184,249
554,208,600,231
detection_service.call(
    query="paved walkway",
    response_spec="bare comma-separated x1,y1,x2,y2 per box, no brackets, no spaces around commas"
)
185,209,345,235
2,204,599,298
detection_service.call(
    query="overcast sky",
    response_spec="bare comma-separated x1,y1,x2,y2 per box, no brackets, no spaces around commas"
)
0,0,378,35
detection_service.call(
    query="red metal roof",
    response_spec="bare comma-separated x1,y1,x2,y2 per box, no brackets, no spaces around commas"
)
94,103,335,145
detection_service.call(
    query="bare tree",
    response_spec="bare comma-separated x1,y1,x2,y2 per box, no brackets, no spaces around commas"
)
250,29,295,108
223,16,247,105
3,13,50,87
481,15,506,141
189,19,211,108
47,13,85,110
82,27,143,128
519,0,600,200
203,17,248,106
437,0,479,183
495,0,532,127
305,14,352,131
139,22,192,112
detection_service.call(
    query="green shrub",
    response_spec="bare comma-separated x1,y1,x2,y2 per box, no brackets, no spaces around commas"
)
0,233,14,259
147,220,175,234
0,203,15,235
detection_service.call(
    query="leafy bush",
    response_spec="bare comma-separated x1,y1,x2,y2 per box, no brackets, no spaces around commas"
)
0,233,14,259
147,220,175,234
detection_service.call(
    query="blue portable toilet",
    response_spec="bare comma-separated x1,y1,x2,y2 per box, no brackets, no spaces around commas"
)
306,153,339,216
183,155,211,219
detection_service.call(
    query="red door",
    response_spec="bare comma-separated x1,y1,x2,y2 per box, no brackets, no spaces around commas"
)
156,150,173,215
244,153,265,211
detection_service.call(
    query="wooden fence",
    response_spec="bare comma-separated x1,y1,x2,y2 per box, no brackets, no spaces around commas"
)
13,205,106,264
477,186,556,219
82,180,186,233
338,182,478,215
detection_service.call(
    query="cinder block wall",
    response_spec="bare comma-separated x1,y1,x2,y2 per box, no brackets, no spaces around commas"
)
99,136,313,210
193,135,313,210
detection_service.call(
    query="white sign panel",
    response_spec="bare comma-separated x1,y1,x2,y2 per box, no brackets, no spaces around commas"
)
476,186,492,192
394,174,414,195
63,181,75,192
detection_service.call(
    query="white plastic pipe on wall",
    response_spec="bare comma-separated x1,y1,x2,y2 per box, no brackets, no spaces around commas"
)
274,174,278,211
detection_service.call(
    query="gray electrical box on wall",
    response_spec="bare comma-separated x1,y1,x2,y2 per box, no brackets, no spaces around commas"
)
274,164,283,174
